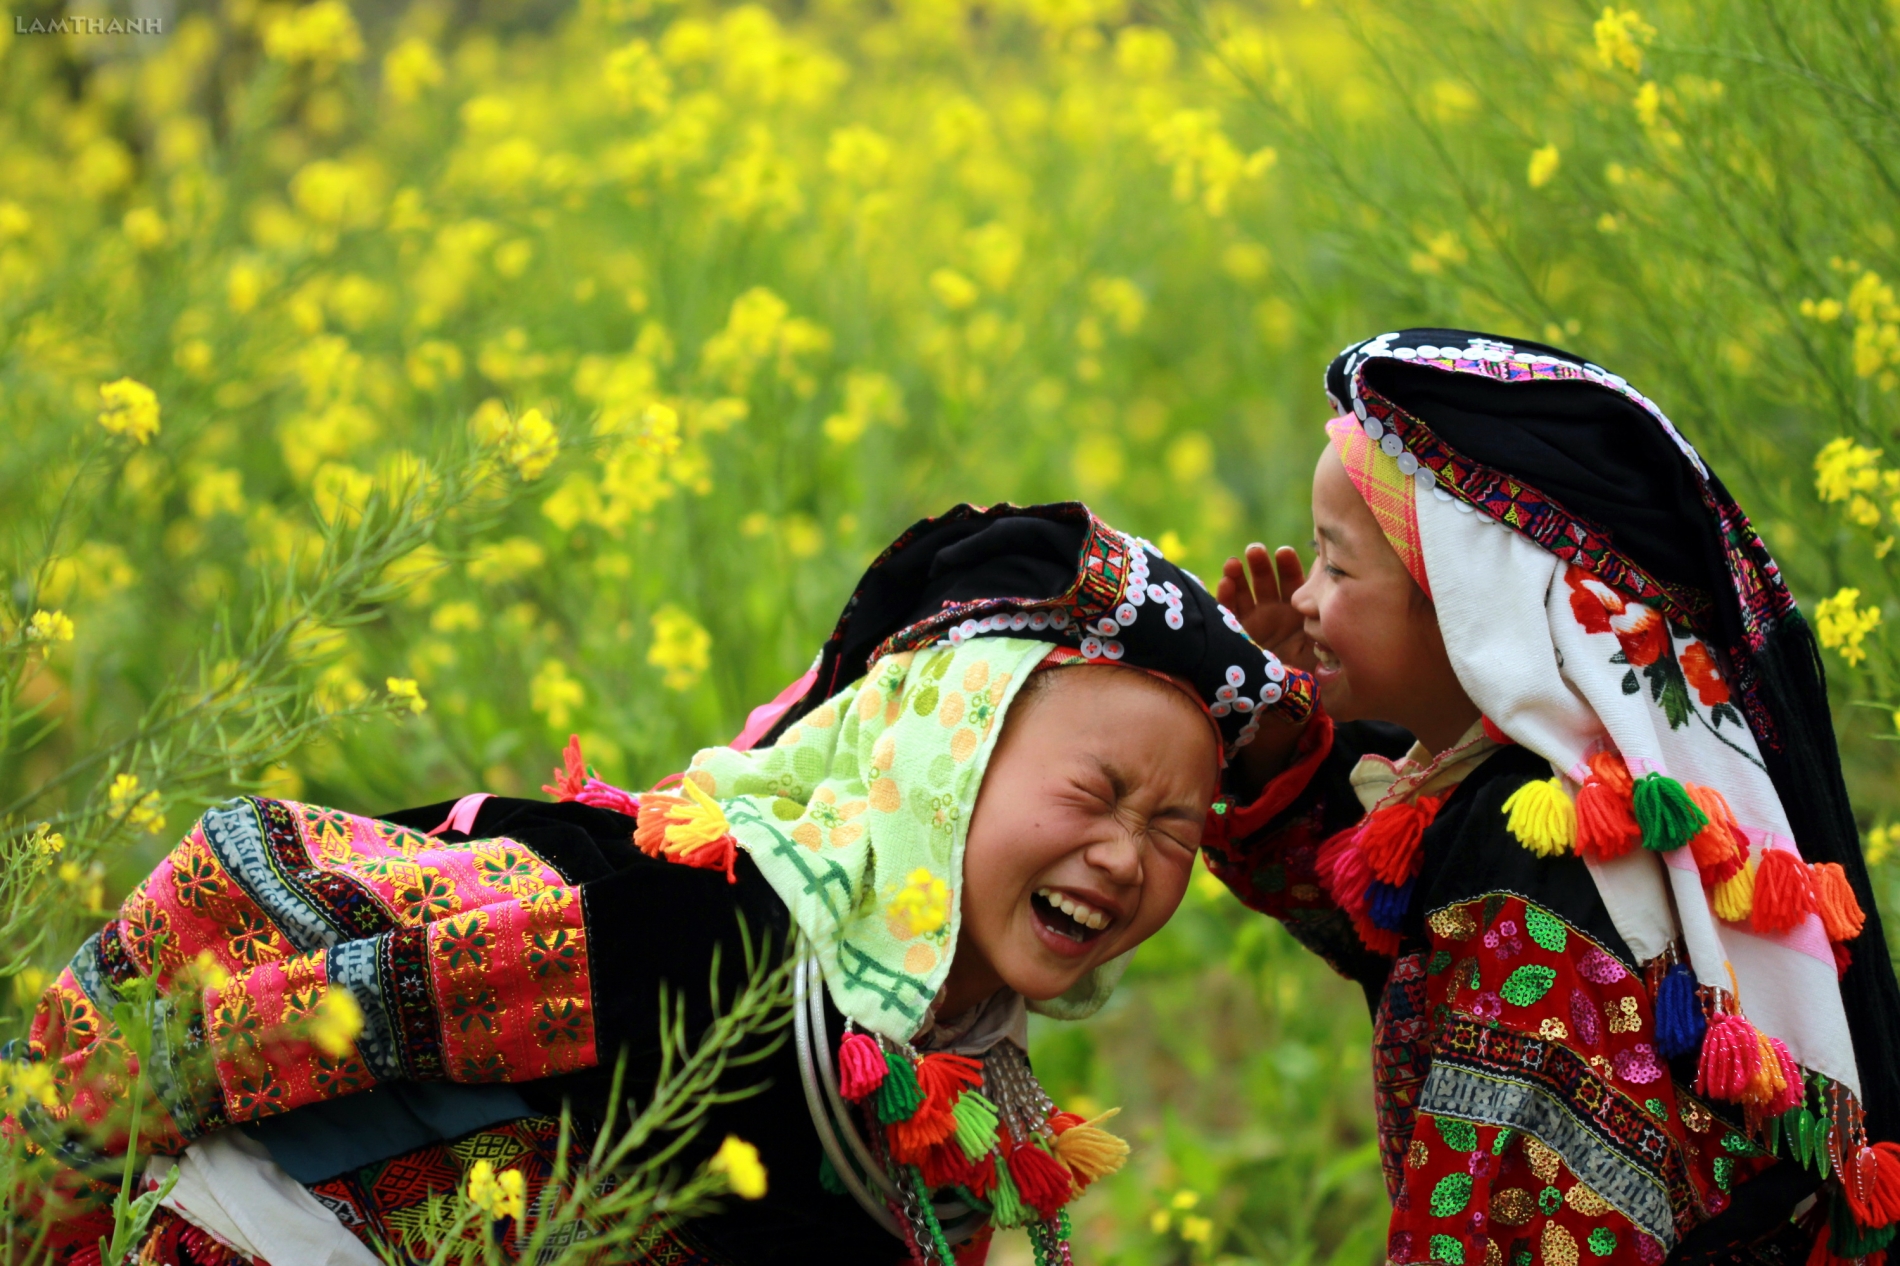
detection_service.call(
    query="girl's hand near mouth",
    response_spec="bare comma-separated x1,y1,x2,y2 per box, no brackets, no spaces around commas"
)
1218,542,1319,793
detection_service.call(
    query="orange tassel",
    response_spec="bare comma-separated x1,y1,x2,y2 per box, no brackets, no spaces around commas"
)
1812,862,1868,944
1740,1031,1787,1107
1576,751,1641,861
1683,784,1746,878
1753,847,1818,935
890,1054,984,1163
634,779,740,883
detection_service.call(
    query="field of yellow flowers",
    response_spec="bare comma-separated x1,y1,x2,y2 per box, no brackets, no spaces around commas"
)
3,0,1897,1259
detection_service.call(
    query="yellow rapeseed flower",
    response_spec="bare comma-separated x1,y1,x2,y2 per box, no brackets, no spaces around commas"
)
1815,587,1881,666
530,659,586,729
1527,144,1561,189
466,1158,527,1220
309,987,364,1056
26,610,74,643
386,677,429,714
1180,1214,1214,1243
1815,437,1885,504
648,605,711,690
108,772,166,834
502,408,560,480
122,206,168,249
1592,8,1655,74
885,867,950,939
1867,822,1895,867
98,378,161,444
384,38,444,104
711,1135,768,1199
263,0,365,67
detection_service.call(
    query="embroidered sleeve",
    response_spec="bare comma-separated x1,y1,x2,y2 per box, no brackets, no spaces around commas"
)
20,797,597,1150
1204,717,1410,988
1396,894,1775,1266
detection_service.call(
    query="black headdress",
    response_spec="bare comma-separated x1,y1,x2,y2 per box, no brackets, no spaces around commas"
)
760,502,1315,758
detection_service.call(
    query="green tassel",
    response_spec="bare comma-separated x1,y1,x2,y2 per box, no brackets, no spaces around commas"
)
873,1047,924,1124
818,1152,846,1195
952,1089,1000,1161
988,1150,1031,1229
1832,1188,1898,1256
1632,773,1706,852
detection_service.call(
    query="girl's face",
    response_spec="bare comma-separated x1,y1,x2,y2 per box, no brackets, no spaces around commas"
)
1292,445,1476,753
943,667,1218,1017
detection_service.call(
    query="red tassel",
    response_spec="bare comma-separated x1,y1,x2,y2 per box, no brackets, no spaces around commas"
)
543,734,588,800
1007,1141,1077,1218
1813,863,1868,944
1048,1111,1085,1133
1360,800,1432,885
1683,784,1746,880
1835,942,1854,979
1577,751,1641,861
1873,1144,1900,1225
1754,848,1819,934
1696,1012,1762,1102
838,1032,886,1101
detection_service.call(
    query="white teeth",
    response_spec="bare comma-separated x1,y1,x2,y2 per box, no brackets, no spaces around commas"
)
1035,887,1112,931
1313,644,1340,670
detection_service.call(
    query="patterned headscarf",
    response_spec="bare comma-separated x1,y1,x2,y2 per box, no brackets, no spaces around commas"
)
1320,329,1900,1188
641,503,1316,1041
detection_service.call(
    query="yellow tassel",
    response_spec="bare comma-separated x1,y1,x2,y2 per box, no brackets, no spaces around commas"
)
1712,860,1755,923
1502,777,1576,857
664,778,731,854
1051,1108,1129,1189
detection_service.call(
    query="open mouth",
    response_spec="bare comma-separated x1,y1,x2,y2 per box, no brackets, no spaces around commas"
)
1031,888,1113,945
1312,642,1341,671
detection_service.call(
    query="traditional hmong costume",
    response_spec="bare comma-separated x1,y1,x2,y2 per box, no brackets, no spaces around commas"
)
1206,329,1900,1266
11,503,1313,1266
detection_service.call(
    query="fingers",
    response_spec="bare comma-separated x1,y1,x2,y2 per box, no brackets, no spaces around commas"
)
1273,545,1305,601
1218,555,1255,616
1243,542,1274,602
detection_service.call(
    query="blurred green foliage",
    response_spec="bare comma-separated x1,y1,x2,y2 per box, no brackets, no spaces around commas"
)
4,0,1899,1260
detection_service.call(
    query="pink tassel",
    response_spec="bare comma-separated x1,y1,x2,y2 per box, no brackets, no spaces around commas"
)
1765,1038,1804,1116
1696,1012,1762,1102
839,1031,886,1101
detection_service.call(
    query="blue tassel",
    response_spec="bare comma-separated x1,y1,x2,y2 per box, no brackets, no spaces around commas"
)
1366,877,1415,932
1653,963,1705,1059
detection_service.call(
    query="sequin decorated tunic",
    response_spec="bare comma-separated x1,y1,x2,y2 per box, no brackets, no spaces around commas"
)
1203,718,1802,1266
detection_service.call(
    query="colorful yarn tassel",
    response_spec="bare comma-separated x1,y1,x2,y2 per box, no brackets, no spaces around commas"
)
1653,963,1705,1059
873,1045,924,1124
988,1151,1030,1228
1502,777,1576,856
1008,1141,1077,1219
1361,799,1435,885
1576,752,1641,861
1765,1038,1805,1116
1844,1143,1900,1229
952,1090,1001,1161
1813,862,1868,943
1831,1183,1899,1255
838,1031,887,1101
1632,772,1707,852
1753,847,1818,935
1696,1012,1762,1102
1684,784,1746,884
633,778,739,882
1741,1031,1788,1107
892,1054,984,1160
1712,861,1756,924
1365,877,1415,933
1050,1109,1129,1190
